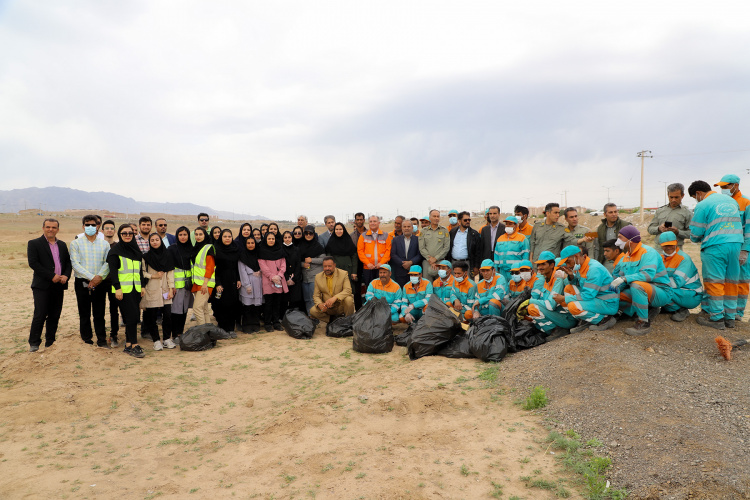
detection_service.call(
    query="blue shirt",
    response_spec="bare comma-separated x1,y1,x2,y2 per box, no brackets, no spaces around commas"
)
452,228,469,259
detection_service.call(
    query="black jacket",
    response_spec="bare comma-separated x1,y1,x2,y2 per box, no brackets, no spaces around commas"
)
479,222,506,263
449,226,483,271
596,218,631,263
28,236,71,290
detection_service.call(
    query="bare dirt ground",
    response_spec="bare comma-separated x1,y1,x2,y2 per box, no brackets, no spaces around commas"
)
2,212,749,499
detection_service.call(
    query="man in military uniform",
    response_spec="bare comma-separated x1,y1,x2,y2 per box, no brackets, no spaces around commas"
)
563,207,596,259
647,182,692,254
418,209,450,282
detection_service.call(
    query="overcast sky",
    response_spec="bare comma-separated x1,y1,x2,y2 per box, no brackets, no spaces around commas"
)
2,1,749,222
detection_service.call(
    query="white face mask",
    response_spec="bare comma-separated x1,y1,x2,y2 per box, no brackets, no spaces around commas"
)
283,241,292,246
454,275,464,282
410,276,420,285
520,272,532,281
437,269,448,279
615,239,626,250
505,227,514,235
663,249,676,257
554,269,566,279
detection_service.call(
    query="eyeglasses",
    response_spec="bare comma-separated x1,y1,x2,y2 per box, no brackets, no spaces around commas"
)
462,219,471,222
120,232,134,236
157,224,167,227
293,232,302,236
199,218,209,222
510,271,520,275
304,232,314,236
84,223,97,227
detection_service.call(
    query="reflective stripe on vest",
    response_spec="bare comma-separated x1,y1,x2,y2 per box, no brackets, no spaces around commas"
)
112,256,141,293
192,245,215,287
174,268,192,289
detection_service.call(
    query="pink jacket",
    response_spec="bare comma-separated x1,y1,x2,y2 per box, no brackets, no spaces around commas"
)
258,258,288,294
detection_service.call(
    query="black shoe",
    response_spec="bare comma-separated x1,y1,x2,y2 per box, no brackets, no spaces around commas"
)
29,345,39,352
647,307,661,322
589,316,617,331
251,325,260,333
670,308,689,322
725,318,736,329
264,325,274,332
625,320,651,336
123,346,132,355
696,316,726,330
83,340,94,345
569,321,589,334
545,327,571,341
97,343,110,349
274,323,283,331
130,345,145,358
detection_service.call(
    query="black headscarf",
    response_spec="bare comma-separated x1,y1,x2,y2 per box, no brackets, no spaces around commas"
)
325,222,356,256
292,226,304,246
193,227,215,259
260,223,269,235
258,231,285,261
109,224,143,261
210,226,222,243
239,236,260,272
252,228,262,244
214,229,240,267
298,225,325,259
234,223,253,249
143,233,175,272
169,226,194,270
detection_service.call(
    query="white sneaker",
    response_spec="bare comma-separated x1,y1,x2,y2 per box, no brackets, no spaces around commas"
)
163,338,177,349
153,340,163,351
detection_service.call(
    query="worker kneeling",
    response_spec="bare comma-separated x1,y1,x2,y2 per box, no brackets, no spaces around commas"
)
365,264,403,324
432,260,456,306
472,259,508,318
400,265,433,324
659,232,702,322
450,260,477,321
526,251,577,338
610,226,673,336
309,257,355,322
555,245,619,333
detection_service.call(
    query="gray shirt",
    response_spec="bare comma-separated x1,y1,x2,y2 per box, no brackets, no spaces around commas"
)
647,204,692,250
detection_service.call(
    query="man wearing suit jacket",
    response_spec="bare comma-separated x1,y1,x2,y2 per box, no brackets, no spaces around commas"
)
480,205,506,262
449,211,482,276
390,222,424,287
309,257,355,322
154,218,176,247
28,218,72,352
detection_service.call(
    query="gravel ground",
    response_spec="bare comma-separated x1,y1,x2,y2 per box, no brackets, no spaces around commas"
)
501,312,750,500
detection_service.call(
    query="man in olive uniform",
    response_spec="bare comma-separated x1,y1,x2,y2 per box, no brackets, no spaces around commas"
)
563,207,596,259
647,183,692,254
529,202,567,262
418,209,450,282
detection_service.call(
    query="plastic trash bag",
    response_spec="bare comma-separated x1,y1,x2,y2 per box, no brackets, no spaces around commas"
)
503,289,546,352
467,315,510,362
326,315,353,338
179,323,233,351
352,298,394,353
395,322,416,347
281,309,318,340
407,295,464,360
436,334,474,359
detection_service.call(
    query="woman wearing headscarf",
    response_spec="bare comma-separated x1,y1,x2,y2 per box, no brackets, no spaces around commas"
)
298,225,325,314
191,227,215,325
210,226,222,244
106,224,146,358
169,226,194,341
234,223,253,249
260,224,269,237
238,236,263,332
258,232,288,332
141,233,176,350
252,228,262,244
281,230,304,312
268,222,280,236
292,226,304,246
212,229,241,334
325,222,358,284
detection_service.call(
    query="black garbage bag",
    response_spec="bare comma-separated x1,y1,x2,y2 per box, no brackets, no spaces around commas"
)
436,334,474,359
326,315,353,338
281,309,318,339
467,315,510,362
407,295,464,360
352,298,394,353
502,289,546,352
395,321,416,347
179,323,233,351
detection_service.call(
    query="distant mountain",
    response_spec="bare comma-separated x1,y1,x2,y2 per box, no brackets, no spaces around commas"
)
0,187,268,220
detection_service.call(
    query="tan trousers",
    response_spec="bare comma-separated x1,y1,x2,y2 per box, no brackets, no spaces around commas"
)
192,289,213,325
309,296,355,322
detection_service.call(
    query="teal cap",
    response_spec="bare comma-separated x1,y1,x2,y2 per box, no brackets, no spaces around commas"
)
559,245,582,264
438,260,453,269
659,232,678,246
380,264,392,273
448,209,458,215
504,215,520,224
480,259,495,269
534,251,556,264
715,174,740,186
519,260,532,269
408,265,423,274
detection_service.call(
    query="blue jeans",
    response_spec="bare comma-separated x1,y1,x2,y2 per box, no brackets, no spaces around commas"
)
302,282,315,314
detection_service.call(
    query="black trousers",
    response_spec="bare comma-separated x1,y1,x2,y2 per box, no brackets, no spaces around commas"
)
143,305,173,341
106,287,119,339
29,287,65,347
263,293,283,324
74,278,107,345
241,304,261,332
117,290,141,346
171,313,187,337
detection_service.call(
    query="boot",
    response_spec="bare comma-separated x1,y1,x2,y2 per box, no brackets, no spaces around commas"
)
624,320,651,336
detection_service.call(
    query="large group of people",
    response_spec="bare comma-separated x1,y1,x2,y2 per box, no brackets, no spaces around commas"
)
27,176,749,357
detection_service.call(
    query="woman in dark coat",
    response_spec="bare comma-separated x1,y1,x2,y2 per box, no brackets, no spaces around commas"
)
211,229,241,334
325,222,357,282
281,230,304,312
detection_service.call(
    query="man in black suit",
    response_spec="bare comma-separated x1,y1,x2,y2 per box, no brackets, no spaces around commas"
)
480,205,506,264
449,211,482,277
27,218,71,352
389,222,423,287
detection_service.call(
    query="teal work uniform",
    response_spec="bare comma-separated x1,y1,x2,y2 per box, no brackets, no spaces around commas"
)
613,243,673,321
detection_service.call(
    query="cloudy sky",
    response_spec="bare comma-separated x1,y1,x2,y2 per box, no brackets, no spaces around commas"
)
2,1,749,222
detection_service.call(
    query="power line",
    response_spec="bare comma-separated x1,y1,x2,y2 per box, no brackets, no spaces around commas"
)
654,148,750,157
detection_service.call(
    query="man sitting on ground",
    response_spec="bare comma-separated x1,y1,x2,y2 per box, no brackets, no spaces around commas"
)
432,260,456,306
525,251,577,338
472,259,508,318
310,257,355,323
508,260,538,298
601,238,625,275
365,264,403,324
399,265,433,324
450,261,476,321
659,232,702,323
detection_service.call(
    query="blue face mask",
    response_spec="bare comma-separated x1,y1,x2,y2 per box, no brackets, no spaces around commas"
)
409,276,420,285
413,225,418,233
84,226,97,237
511,275,522,283
449,217,458,225
722,188,733,196
573,264,581,272
438,269,448,279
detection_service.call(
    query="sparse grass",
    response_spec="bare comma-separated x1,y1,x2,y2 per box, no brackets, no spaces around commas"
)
523,386,549,410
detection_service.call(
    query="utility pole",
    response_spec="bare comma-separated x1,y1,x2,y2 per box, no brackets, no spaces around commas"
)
562,190,568,208
602,185,614,204
659,181,668,206
637,150,652,224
